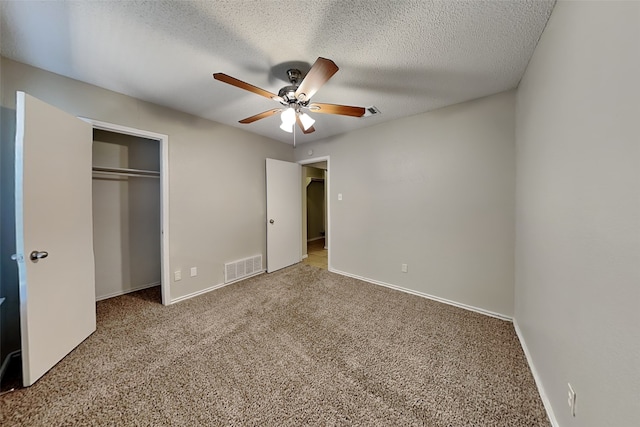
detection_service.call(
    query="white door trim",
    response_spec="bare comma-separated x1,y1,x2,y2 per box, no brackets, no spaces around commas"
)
79,118,171,306
298,156,330,270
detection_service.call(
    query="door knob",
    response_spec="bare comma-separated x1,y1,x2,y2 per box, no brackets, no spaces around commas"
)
269,219,275,224
30,251,48,261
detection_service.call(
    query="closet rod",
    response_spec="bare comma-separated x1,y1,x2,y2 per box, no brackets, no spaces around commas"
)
92,166,160,178
92,170,159,179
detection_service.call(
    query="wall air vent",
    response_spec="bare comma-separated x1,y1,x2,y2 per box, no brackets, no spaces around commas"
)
362,105,381,118
224,254,263,283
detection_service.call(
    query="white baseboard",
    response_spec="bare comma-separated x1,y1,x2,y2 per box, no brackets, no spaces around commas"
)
307,236,325,242
513,320,559,427
329,268,512,321
169,271,265,304
302,254,308,259
96,281,160,302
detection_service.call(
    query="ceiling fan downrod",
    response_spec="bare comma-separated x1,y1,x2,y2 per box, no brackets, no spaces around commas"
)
286,69,302,85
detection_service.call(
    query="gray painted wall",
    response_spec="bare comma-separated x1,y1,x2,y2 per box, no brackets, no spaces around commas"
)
0,57,293,359
515,2,640,426
295,91,516,317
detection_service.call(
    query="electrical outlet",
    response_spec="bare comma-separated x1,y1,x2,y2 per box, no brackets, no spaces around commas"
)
401,263,408,273
190,267,197,277
174,270,182,281
567,383,576,417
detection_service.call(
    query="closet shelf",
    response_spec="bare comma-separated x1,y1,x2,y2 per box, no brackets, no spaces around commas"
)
92,166,160,179
306,177,324,187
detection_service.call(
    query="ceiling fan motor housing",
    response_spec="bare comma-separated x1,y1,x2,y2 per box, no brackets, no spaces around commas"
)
277,68,309,105
277,85,299,103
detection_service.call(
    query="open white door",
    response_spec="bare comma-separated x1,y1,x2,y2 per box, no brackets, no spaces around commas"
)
14,92,96,386
266,158,301,272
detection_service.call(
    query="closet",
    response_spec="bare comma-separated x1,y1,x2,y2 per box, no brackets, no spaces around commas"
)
92,129,161,301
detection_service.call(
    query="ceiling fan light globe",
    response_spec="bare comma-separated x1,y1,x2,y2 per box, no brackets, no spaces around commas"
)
279,122,293,133
299,113,315,130
281,107,296,126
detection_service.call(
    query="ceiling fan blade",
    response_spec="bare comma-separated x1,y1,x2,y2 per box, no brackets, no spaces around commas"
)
296,115,316,134
213,73,283,102
239,108,282,124
308,103,365,117
294,57,339,102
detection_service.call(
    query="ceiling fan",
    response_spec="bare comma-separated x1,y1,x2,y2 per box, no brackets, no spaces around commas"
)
213,57,365,135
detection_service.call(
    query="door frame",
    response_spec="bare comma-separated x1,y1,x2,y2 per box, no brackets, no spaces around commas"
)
80,118,171,306
298,156,330,270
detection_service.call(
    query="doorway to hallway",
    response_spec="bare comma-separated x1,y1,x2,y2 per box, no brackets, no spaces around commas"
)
300,157,329,270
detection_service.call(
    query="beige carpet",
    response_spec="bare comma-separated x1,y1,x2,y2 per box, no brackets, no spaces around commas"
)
0,264,549,426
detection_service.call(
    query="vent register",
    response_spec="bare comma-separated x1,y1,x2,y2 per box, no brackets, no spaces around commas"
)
224,255,263,283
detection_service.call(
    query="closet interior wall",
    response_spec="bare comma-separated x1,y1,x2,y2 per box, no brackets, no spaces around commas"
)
92,129,161,301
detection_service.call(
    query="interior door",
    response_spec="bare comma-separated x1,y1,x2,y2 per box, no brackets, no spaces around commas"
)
14,92,96,386
266,158,301,272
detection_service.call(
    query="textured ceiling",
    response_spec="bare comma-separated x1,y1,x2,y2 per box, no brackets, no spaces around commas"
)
0,0,555,144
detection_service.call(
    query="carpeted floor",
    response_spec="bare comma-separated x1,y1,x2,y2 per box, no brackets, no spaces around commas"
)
0,264,549,426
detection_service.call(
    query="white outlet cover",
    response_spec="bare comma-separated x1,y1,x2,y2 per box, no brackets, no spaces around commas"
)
190,267,197,277
174,270,182,281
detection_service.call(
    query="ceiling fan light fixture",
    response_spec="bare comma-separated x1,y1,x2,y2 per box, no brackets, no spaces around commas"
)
299,112,315,130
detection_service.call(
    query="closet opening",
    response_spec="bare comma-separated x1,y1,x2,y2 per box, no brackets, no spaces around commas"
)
90,125,168,304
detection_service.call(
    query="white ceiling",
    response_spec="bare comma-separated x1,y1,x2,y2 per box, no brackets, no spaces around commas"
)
0,0,555,145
